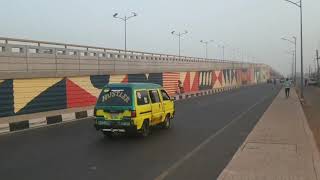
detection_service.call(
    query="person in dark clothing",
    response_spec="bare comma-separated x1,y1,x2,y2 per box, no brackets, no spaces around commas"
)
305,78,308,87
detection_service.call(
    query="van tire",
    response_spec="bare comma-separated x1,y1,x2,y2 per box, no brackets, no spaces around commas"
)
140,121,150,137
162,115,171,129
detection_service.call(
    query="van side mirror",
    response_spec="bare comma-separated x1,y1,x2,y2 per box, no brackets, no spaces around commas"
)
170,97,175,101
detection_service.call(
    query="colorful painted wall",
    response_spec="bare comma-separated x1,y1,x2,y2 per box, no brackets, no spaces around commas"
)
0,67,269,118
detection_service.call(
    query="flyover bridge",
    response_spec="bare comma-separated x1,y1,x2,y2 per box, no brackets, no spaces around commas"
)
0,37,273,134
0,37,280,180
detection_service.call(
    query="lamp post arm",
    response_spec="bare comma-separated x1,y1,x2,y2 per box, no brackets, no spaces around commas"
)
284,0,301,7
114,16,126,21
282,38,295,44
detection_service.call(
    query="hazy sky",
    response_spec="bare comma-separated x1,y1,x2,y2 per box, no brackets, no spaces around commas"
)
1,0,319,76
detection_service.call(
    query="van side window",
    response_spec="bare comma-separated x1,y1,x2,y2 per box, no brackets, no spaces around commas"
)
136,91,149,105
161,90,170,101
149,90,160,103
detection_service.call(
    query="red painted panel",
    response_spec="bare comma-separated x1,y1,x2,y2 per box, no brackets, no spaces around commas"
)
191,72,199,92
212,71,217,86
218,71,223,86
163,72,179,96
66,79,97,108
183,72,191,92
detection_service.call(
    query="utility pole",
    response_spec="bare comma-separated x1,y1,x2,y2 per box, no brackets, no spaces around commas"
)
309,64,311,77
281,36,297,84
292,53,295,79
200,40,213,59
293,36,297,84
283,0,304,98
316,50,319,77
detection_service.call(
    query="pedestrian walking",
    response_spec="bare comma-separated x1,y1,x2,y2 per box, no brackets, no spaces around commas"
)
176,80,184,94
305,78,308,87
284,78,291,98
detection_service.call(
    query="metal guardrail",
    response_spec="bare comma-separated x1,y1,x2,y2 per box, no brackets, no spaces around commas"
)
0,37,263,66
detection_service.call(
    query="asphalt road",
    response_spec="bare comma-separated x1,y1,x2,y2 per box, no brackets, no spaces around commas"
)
0,84,280,180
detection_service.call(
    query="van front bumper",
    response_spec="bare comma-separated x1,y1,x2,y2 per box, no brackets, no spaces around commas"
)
94,119,137,133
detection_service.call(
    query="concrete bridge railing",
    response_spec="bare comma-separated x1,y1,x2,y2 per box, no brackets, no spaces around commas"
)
0,37,267,79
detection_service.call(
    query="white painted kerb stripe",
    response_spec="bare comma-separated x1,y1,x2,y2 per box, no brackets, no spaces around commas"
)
29,118,46,128
87,109,94,117
62,113,76,122
0,123,9,133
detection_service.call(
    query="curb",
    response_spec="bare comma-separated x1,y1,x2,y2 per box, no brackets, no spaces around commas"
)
0,110,94,135
297,90,320,180
0,85,246,135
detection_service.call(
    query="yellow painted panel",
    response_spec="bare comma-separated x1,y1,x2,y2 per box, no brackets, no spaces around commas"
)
207,72,210,86
68,76,101,97
208,72,212,86
109,75,126,83
0,80,4,84
14,78,62,113
213,71,222,88
190,72,196,88
179,72,187,82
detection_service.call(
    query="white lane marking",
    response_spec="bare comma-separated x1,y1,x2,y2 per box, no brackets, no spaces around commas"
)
154,95,271,180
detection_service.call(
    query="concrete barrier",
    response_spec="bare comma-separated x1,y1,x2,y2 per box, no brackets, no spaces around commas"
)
0,37,270,79
0,84,246,135
0,37,271,134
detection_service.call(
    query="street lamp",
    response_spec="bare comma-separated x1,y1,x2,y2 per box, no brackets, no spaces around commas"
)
218,45,225,60
284,50,295,79
200,40,213,59
113,12,138,53
283,0,304,98
211,40,226,60
281,36,297,84
171,30,188,58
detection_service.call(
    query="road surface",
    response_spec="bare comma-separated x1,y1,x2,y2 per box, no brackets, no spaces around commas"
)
0,84,280,180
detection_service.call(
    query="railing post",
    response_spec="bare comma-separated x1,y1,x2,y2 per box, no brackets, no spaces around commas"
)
25,46,29,73
54,48,58,74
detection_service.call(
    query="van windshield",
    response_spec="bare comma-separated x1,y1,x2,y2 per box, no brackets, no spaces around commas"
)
97,87,132,106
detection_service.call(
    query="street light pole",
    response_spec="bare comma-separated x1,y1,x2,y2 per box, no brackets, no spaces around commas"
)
200,40,213,59
293,36,297,84
283,0,304,98
316,49,319,81
113,12,138,53
281,36,297,84
217,45,225,60
284,50,295,79
171,30,188,58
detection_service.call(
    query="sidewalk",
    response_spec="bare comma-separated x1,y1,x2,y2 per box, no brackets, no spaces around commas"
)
218,89,320,180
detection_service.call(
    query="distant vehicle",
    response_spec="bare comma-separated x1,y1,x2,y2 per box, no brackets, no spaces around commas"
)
280,78,285,83
94,83,175,137
308,78,318,86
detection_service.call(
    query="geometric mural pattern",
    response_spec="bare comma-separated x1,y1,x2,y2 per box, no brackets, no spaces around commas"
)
0,68,270,118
